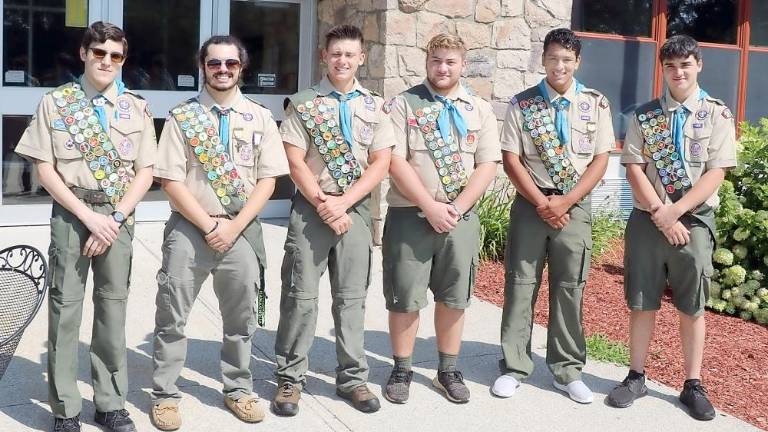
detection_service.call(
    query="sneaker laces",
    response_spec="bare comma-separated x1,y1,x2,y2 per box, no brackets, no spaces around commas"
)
116,409,130,418
442,370,465,385
238,397,259,410
390,368,411,384
355,385,372,396
690,383,709,397
61,417,79,427
155,404,178,414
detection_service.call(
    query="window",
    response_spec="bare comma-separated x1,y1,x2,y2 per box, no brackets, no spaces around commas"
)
667,0,738,45
122,0,200,91
230,1,300,95
751,0,768,47
571,0,653,37
3,0,84,87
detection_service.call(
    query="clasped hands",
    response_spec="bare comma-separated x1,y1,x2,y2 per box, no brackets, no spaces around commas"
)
536,195,573,229
649,202,690,246
316,191,354,235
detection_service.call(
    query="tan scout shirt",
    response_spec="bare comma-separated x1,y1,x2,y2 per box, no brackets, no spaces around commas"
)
154,87,289,215
280,77,395,194
621,87,737,210
500,80,615,189
387,80,501,207
15,79,156,190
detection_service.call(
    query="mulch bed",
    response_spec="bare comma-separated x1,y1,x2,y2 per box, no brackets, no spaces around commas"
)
475,238,768,430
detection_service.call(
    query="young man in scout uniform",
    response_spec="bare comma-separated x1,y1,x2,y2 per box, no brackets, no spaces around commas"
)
493,28,614,404
607,35,735,421
14,21,155,432
150,35,288,429
272,24,393,416
383,33,500,404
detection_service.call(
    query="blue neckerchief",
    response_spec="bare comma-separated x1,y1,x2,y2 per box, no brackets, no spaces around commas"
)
212,106,231,152
81,76,126,132
538,79,583,145
330,90,362,148
671,88,708,160
434,95,468,144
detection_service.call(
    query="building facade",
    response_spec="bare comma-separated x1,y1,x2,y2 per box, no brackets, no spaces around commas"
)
1,0,765,225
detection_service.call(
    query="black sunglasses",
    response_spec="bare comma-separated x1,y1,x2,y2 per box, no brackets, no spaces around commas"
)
205,58,242,70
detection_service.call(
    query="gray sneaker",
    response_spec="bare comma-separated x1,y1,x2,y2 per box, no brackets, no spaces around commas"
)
432,369,470,403
607,371,648,408
384,366,414,404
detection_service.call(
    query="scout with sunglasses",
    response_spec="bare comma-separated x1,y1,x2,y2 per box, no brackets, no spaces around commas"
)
14,21,155,432
150,35,288,430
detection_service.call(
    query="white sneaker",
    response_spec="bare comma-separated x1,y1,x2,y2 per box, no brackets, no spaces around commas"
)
553,379,594,404
491,375,520,398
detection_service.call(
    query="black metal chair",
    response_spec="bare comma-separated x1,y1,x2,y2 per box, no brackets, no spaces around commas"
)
0,245,48,381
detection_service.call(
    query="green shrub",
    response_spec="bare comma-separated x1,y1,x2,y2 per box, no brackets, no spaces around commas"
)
477,177,515,261
591,211,625,258
710,118,768,325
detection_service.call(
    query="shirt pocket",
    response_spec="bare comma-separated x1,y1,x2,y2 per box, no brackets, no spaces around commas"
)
232,128,258,167
684,129,710,166
52,130,82,160
110,120,143,161
352,108,379,149
570,120,597,158
459,115,482,154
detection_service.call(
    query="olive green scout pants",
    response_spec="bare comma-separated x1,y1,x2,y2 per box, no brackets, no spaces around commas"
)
499,195,592,385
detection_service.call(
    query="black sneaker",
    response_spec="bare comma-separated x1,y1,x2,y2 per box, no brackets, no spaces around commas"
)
94,409,136,432
607,370,648,408
384,366,414,404
432,369,470,403
679,379,716,421
52,415,80,432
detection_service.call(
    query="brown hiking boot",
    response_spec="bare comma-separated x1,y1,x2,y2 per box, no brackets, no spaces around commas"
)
336,384,381,413
271,381,301,417
224,396,265,423
150,401,181,431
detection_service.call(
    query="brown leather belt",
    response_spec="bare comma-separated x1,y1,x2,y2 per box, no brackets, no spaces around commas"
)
70,187,110,204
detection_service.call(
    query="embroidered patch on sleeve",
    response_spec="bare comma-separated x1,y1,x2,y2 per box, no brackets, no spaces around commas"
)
722,108,733,119
599,97,609,109
382,98,395,114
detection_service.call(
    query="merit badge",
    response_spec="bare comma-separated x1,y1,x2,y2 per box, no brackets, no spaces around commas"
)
578,101,590,112
64,138,75,150
466,133,476,145
696,109,708,120
579,136,593,153
360,125,374,143
240,144,253,162
118,138,133,156
117,99,130,111
690,142,703,157
464,102,474,111
52,119,67,131
242,112,253,121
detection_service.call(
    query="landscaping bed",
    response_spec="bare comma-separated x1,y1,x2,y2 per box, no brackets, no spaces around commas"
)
474,239,768,430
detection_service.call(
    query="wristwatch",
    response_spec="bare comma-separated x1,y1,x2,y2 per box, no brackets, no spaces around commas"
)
111,210,126,225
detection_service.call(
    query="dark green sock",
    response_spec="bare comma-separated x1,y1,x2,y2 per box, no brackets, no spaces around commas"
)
394,355,412,371
438,352,458,371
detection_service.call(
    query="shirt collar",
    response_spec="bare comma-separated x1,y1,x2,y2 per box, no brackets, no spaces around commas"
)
422,79,472,103
80,76,118,105
542,79,577,103
316,76,369,97
663,85,701,113
198,86,245,113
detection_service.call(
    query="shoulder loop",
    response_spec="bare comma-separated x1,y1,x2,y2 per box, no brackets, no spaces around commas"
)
705,95,726,106
243,95,266,109
123,89,146,100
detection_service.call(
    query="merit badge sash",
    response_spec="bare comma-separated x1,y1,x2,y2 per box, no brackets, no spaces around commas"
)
171,98,269,326
289,89,362,192
51,82,129,206
513,86,578,193
634,99,691,202
402,85,468,201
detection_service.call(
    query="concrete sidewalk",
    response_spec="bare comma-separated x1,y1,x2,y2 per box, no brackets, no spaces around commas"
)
0,221,757,432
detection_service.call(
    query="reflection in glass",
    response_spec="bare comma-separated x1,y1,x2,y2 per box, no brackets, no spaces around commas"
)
571,0,652,37
667,0,737,45
575,38,656,139
231,1,300,95
751,1,768,47
2,116,51,205
697,47,739,113
122,0,200,91
3,0,84,87
746,52,768,123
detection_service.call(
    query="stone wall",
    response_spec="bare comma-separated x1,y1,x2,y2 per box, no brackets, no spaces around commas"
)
316,0,573,119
